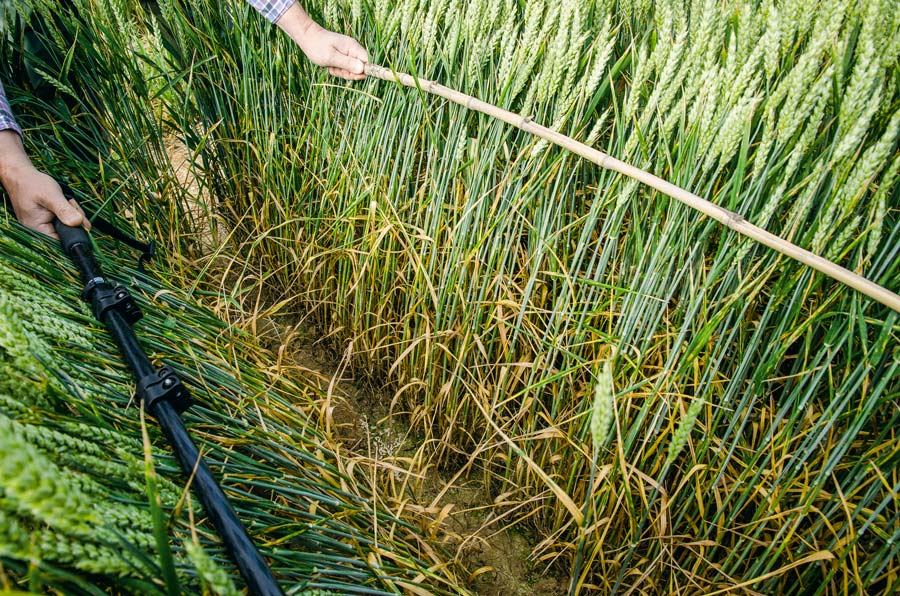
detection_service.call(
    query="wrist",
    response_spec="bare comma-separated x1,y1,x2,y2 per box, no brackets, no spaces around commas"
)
0,130,35,189
275,3,322,47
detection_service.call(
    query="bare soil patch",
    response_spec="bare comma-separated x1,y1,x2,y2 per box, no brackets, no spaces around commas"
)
166,137,566,595
264,313,567,596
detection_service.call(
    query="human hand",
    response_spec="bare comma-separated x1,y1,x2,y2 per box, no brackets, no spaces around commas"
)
0,130,89,239
297,24,369,80
5,166,89,239
275,3,368,81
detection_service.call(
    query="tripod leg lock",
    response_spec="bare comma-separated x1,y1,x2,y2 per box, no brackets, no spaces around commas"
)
84,279,143,325
137,365,193,413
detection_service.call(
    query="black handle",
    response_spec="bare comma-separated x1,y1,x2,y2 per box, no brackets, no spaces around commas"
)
53,220,91,254
55,183,155,271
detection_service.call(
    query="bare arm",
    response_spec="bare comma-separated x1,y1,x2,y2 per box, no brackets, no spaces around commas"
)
275,3,368,80
0,129,88,238
247,0,368,81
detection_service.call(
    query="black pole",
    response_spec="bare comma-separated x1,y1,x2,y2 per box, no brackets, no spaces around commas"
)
54,221,284,596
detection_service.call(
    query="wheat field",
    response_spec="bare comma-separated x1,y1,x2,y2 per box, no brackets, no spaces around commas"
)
1,0,898,593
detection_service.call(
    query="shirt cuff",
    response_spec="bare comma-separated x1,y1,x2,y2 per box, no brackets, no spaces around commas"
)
0,83,23,138
0,122,22,138
249,0,295,23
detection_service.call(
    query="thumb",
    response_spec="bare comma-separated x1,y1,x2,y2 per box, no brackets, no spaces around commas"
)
333,37,367,74
52,196,85,227
331,51,365,75
341,38,369,64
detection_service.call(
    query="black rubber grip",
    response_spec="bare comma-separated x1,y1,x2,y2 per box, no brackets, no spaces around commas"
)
54,220,91,254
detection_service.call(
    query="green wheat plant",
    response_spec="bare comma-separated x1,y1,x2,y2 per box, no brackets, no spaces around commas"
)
151,0,899,592
0,218,469,594
2,0,900,593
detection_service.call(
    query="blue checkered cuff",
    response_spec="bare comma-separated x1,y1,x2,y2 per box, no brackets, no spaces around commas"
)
247,0,295,23
0,80,22,137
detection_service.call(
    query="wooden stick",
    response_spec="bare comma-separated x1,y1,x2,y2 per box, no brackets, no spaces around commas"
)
364,63,900,314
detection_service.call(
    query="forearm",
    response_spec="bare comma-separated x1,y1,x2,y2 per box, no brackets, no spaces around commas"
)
0,82,87,236
273,2,321,46
0,80,30,190
0,129,34,191
246,0,367,80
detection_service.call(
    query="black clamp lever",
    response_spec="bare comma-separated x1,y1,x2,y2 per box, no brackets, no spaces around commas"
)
82,278,143,324
137,365,192,413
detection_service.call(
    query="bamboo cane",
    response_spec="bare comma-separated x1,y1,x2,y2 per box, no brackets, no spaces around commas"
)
364,63,900,314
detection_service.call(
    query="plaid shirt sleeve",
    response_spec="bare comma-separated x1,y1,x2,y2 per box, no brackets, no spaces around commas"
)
246,0,295,23
0,80,22,137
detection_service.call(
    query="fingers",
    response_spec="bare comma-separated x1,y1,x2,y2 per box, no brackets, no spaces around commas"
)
328,66,366,81
26,198,90,239
329,50,366,76
328,34,368,79
337,35,369,64
28,196,87,240
294,23,368,80
54,198,85,228
38,183,86,229
69,199,91,231
33,220,59,238
8,168,92,238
